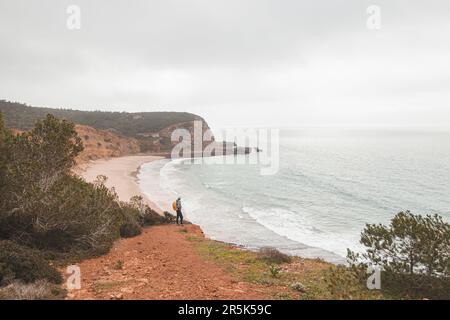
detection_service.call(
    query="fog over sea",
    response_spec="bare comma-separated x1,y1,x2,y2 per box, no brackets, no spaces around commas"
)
138,129,450,264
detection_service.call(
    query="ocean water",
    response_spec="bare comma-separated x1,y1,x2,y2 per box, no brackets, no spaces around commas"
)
138,129,450,264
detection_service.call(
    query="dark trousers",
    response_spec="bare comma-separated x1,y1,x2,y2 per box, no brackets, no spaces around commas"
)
176,209,183,225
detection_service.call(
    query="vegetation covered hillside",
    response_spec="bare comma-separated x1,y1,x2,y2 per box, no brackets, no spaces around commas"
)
0,100,208,138
0,113,168,299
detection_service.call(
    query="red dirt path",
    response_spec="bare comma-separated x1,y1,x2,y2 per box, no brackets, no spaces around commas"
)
66,224,271,300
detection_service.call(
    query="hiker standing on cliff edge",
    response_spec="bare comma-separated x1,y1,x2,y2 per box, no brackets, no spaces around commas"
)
173,197,183,225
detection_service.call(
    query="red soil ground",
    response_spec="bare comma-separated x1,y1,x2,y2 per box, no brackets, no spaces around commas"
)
66,224,271,300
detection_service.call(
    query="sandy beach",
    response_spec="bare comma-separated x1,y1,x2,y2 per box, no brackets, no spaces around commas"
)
75,155,165,215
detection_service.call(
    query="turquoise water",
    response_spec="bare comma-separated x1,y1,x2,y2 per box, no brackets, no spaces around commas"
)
138,129,450,263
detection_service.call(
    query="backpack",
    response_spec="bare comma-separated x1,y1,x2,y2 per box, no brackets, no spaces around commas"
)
172,201,177,211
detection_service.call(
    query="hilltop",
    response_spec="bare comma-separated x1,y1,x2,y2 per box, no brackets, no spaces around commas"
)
0,100,208,137
0,100,213,157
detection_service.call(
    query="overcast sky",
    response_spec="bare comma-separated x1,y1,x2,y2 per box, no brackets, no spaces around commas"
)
1,0,450,130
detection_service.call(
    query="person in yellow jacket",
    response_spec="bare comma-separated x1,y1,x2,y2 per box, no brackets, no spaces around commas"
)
172,197,183,225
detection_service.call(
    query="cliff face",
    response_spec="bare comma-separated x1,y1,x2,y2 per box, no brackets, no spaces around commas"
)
8,125,141,164
75,125,141,163
0,100,215,161
76,119,215,162
141,120,214,153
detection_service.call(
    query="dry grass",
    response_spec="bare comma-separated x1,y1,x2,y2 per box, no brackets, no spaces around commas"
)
0,280,65,300
185,233,390,300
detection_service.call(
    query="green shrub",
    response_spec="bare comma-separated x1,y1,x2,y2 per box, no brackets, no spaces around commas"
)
1,174,125,256
347,211,450,299
324,265,382,300
349,211,449,276
141,207,166,226
120,222,142,238
118,200,143,238
0,113,162,268
380,270,450,300
257,247,292,264
164,211,176,223
0,241,62,285
128,196,166,226
269,265,282,278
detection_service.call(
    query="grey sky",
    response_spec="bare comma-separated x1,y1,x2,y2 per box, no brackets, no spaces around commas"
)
1,0,450,130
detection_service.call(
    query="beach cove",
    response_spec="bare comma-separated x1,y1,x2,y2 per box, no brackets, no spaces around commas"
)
66,155,337,300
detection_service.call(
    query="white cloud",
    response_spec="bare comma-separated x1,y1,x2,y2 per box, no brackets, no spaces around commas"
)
1,0,450,130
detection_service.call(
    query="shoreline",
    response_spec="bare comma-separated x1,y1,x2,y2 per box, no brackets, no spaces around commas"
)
74,155,166,215
65,155,380,300
75,155,344,264
69,154,300,299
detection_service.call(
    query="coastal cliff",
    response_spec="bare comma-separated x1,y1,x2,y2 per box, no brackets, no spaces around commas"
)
0,100,250,162
75,125,141,163
0,100,215,161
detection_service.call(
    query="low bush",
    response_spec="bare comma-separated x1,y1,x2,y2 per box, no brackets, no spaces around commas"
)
120,222,142,238
381,270,450,300
118,201,143,238
348,211,450,299
0,241,62,285
291,282,306,293
164,211,176,223
257,247,292,264
141,207,166,226
323,265,383,300
1,175,126,256
128,196,166,226
0,114,162,296
0,115,128,258
269,265,282,278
